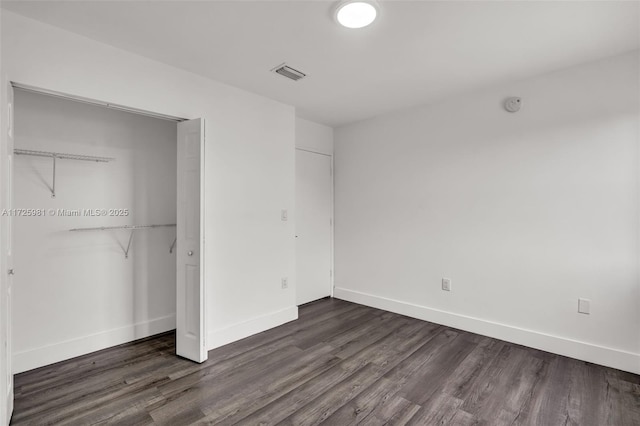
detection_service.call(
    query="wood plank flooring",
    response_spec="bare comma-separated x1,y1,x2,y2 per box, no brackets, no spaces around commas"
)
11,298,640,425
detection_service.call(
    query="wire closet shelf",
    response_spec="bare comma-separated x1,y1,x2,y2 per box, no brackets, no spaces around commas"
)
14,149,114,163
69,224,177,259
14,148,115,198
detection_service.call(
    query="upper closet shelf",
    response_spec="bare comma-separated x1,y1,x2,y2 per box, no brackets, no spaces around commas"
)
14,149,115,198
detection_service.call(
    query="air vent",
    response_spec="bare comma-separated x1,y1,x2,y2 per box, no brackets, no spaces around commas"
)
272,63,306,81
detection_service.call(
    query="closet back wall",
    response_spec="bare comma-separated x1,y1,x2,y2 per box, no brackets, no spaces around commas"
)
13,90,177,373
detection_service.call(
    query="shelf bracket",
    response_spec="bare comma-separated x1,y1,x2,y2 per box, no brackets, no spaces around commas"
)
51,155,57,198
169,237,177,254
124,229,135,259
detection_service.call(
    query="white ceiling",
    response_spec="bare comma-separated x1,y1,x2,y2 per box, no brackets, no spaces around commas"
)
2,1,639,127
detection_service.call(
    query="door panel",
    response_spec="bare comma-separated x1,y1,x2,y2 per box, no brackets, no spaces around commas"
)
176,118,206,363
295,149,332,305
185,264,198,338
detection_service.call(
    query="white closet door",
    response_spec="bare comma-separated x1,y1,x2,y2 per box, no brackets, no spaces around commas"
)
2,81,15,423
176,118,207,363
296,149,332,305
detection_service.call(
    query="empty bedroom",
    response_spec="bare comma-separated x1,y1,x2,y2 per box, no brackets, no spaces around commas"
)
0,1,638,425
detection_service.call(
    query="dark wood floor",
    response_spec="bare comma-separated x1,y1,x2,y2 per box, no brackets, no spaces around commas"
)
11,298,640,425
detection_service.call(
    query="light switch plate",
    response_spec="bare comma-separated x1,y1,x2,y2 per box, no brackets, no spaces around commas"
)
578,298,590,314
442,278,451,291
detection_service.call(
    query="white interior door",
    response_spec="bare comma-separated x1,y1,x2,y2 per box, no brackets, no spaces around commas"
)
176,118,207,363
295,149,332,305
1,82,15,424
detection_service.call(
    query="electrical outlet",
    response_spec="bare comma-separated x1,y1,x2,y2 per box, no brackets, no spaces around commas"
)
442,278,451,291
578,298,590,314
281,277,288,289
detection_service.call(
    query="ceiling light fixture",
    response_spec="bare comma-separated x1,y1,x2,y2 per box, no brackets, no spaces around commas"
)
335,1,378,29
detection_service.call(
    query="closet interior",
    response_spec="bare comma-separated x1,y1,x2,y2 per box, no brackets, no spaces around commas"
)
12,88,179,373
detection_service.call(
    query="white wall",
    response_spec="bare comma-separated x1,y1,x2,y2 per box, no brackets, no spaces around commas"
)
296,117,333,155
1,11,297,370
12,91,177,372
334,51,640,374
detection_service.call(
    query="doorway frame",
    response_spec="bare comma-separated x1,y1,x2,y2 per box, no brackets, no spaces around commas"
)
10,82,186,122
0,81,208,418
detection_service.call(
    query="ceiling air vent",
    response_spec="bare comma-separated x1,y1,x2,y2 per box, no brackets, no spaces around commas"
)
272,63,306,81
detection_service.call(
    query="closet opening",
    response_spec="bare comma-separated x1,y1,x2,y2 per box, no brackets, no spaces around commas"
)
7,83,206,375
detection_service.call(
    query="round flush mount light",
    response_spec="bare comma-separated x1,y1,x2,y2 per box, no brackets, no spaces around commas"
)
335,1,379,29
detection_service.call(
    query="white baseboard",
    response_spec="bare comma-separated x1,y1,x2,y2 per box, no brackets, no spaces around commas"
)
334,287,640,375
207,306,298,351
13,314,176,374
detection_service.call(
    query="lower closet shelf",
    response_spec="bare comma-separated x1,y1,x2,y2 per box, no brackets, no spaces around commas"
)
69,224,177,259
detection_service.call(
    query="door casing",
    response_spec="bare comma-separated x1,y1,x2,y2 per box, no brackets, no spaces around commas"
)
295,147,334,306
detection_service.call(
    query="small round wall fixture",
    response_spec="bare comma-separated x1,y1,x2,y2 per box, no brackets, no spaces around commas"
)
504,97,522,113
335,1,379,29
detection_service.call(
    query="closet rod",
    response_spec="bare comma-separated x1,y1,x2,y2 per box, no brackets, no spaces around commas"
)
69,224,176,259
